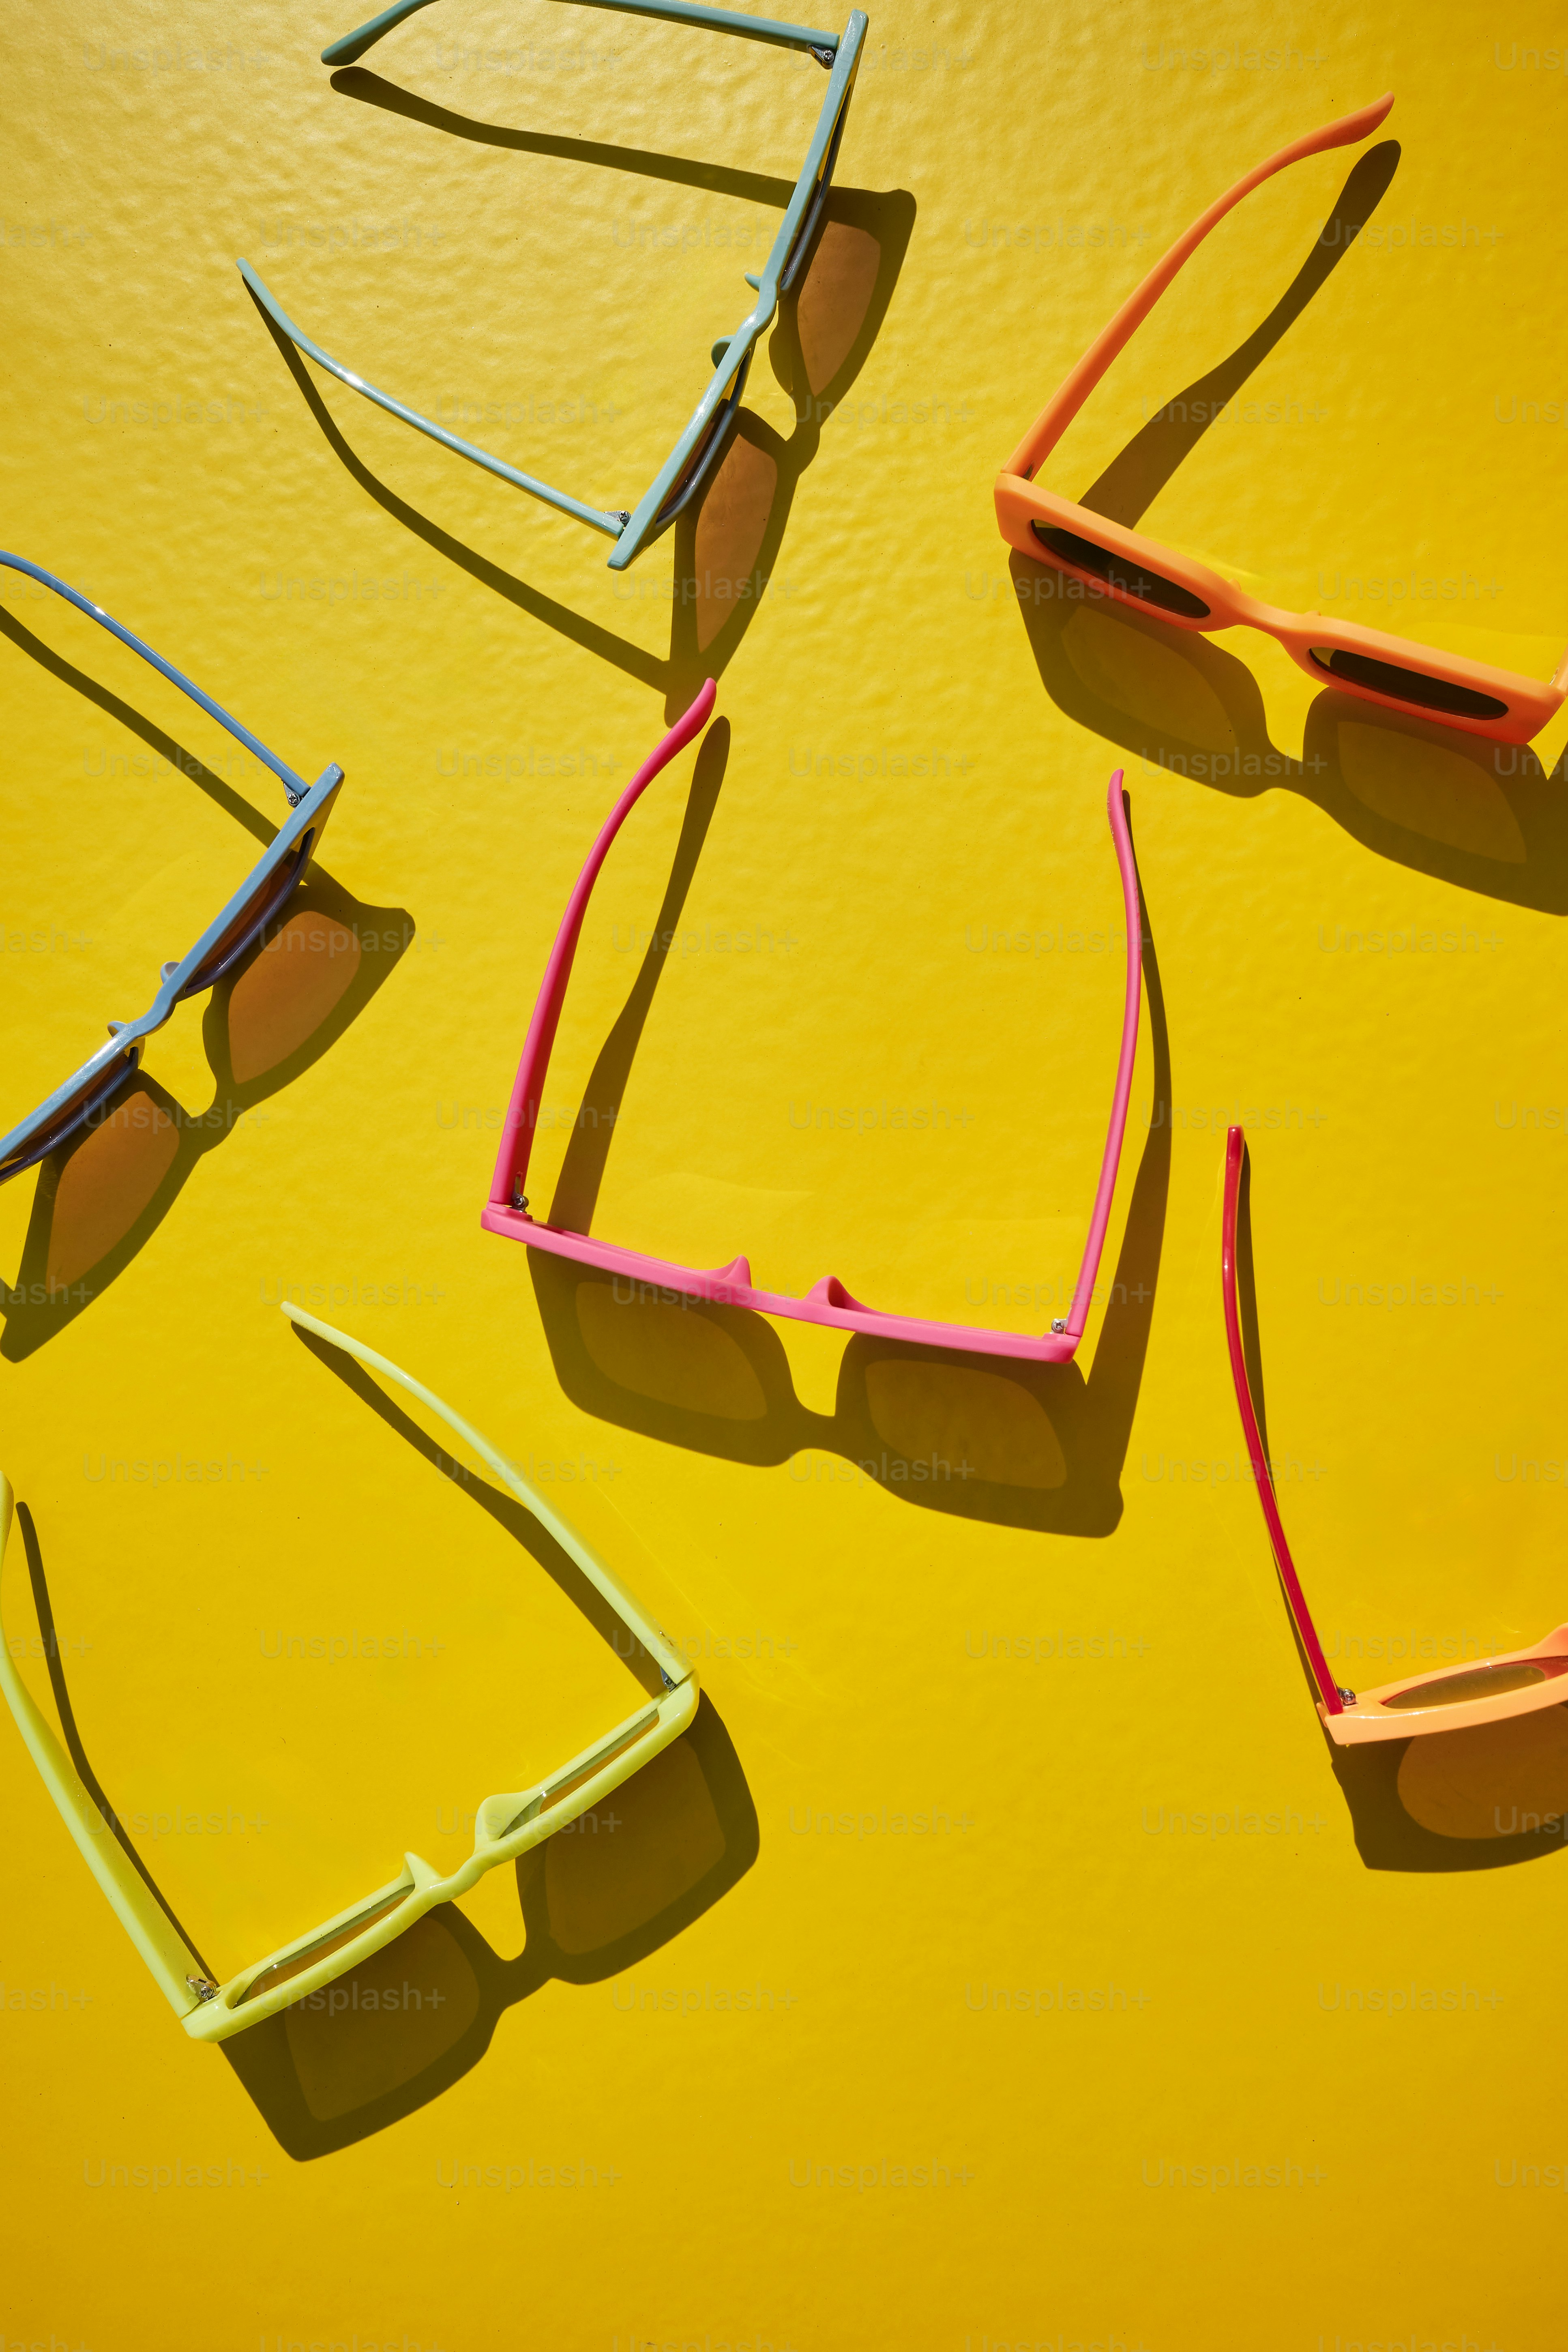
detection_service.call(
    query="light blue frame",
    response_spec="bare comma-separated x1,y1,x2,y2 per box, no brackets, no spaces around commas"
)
239,0,869,569
0,552,344,1186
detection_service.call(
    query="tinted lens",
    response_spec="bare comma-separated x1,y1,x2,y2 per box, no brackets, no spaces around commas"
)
0,1051,138,1184
655,370,745,529
1308,646,1509,721
222,905,363,1083
46,1082,181,1293
1030,524,1211,619
234,1884,411,2009
180,835,313,998
1381,1655,1568,1712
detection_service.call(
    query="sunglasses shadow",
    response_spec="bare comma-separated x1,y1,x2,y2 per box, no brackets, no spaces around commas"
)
1,866,413,1362
522,747,1171,1537
661,181,916,704
1006,140,1568,916
1232,1139,1568,1873
1011,566,1568,916
249,69,914,719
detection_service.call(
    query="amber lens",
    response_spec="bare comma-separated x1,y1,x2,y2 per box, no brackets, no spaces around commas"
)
180,835,313,997
1308,646,1509,721
1381,1656,1568,1712
1030,524,1211,618
0,1051,138,1182
45,1082,181,1292
222,904,362,1082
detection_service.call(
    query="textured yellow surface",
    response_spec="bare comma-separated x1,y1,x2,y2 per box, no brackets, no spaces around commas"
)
3,0,1568,2343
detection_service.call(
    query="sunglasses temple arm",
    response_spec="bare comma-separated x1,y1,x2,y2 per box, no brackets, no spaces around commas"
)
0,550,312,807
487,678,719,1215
1221,1129,1344,1716
0,1482,210,2015
322,0,842,67
1060,772,1142,1342
1002,92,1395,483
237,262,629,543
277,1307,691,1689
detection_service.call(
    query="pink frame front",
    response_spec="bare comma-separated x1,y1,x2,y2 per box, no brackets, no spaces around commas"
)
481,682,1145,1365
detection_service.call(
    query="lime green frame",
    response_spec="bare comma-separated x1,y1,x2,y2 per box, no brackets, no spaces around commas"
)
0,1303,696,2043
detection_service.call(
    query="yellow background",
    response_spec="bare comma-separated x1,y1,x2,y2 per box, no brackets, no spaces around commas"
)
3,0,1567,2343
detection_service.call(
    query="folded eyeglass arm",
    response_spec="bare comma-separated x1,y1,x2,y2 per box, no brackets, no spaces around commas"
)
1221,1127,1343,1715
322,0,843,69
1061,771,1143,1343
0,549,311,806
1002,93,1396,485
0,1482,213,2018
488,677,718,1219
236,262,632,543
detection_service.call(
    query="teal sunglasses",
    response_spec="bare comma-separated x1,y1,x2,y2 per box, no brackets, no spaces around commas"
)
0,552,343,1186
240,0,869,569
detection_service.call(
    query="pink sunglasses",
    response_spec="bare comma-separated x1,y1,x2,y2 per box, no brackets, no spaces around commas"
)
482,682,1143,1363
1223,1124,1568,1740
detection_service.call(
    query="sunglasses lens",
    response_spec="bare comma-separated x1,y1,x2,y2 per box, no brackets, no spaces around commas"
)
1308,646,1509,721
45,1081,181,1294
0,1051,139,1183
179,835,313,999
1381,1656,1568,1712
222,904,362,1083
234,1883,411,2009
1030,523,1212,619
657,372,744,529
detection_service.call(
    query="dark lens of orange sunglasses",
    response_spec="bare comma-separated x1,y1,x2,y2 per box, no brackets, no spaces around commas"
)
1030,522,1211,618
1307,645,1509,721
1381,1655,1568,1713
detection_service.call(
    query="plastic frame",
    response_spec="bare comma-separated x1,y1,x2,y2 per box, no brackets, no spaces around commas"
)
239,0,869,570
0,551,345,1187
0,1305,697,2041
1222,1124,1568,1744
994,97,1568,746
481,680,1145,1363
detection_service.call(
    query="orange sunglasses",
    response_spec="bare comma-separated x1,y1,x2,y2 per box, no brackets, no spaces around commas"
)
995,94,1568,746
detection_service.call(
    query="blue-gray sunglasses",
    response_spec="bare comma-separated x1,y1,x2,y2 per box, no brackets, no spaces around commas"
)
240,0,868,571
0,552,344,1185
